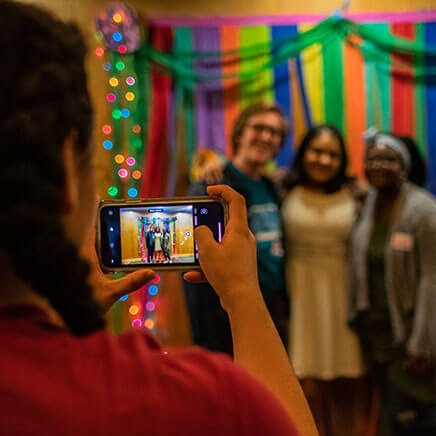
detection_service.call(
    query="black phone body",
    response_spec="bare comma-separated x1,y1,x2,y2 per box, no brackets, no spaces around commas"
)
97,196,228,272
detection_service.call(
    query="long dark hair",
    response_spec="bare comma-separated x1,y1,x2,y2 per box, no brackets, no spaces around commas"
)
0,1,105,335
283,124,350,193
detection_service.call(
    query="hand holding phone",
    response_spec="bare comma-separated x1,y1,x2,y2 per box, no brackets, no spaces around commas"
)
97,196,228,272
184,185,260,308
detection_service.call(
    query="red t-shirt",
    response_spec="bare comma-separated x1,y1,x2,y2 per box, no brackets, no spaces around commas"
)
0,305,298,435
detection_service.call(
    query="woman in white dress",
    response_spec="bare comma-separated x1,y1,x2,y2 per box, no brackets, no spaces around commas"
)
282,125,368,436
154,225,162,262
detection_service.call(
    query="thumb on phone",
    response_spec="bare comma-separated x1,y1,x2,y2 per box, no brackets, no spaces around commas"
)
183,226,218,284
194,225,217,253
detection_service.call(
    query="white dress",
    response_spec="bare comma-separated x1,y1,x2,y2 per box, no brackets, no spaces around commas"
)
282,186,365,380
154,231,161,251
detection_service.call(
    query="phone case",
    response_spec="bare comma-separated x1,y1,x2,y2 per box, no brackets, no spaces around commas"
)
96,196,229,273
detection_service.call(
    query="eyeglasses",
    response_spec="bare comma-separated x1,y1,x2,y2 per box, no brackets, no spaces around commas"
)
246,123,282,138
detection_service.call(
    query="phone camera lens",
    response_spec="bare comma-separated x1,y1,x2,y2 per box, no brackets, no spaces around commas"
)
200,208,208,215
108,210,113,216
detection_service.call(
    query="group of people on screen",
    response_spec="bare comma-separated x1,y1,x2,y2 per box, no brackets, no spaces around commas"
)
145,224,172,263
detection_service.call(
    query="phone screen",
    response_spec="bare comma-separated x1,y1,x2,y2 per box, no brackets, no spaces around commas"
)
99,200,225,269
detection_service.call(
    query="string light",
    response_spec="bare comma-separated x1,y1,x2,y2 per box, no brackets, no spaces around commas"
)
118,45,127,54
126,157,135,166
95,47,104,57
109,77,119,87
107,93,116,102
114,154,124,164
125,92,135,101
102,125,112,135
146,302,155,311
128,188,138,198
115,61,125,71
103,62,112,71
113,32,122,42
113,13,123,23
152,275,160,284
145,319,154,329
103,140,113,150
132,170,142,180
148,286,158,296
108,186,119,197
118,169,128,178
112,109,121,119
126,76,135,86
121,108,130,118
132,319,142,327
129,305,139,315
132,125,141,133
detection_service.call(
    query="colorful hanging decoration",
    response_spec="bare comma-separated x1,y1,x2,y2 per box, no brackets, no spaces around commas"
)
95,8,436,198
95,8,436,333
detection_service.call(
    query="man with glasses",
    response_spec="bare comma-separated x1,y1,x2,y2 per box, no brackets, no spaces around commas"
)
183,103,290,355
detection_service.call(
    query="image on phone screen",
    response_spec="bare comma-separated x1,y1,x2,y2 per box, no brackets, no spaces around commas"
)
99,200,225,269
121,204,195,265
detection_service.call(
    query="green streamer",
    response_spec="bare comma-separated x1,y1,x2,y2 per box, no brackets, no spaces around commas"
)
363,24,391,131
415,23,427,157
322,30,345,133
132,17,436,85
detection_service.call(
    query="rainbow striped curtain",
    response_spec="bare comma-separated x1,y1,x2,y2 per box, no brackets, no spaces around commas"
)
98,12,436,198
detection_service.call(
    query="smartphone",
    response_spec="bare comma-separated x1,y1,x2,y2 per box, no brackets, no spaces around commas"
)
97,196,228,272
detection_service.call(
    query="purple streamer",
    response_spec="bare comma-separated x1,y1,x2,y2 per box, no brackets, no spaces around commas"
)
193,27,226,154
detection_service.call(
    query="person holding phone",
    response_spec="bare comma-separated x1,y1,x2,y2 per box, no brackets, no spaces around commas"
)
0,2,317,435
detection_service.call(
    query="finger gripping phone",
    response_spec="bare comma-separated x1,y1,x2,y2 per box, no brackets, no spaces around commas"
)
97,196,228,272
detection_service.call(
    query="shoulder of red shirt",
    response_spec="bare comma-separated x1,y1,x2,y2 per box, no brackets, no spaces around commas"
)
0,304,298,435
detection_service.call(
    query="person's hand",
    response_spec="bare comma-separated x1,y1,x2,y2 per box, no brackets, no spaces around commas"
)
184,185,261,310
403,354,433,378
80,202,155,313
198,157,224,185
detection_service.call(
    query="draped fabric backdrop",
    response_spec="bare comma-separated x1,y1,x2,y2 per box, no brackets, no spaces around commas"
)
96,11,436,200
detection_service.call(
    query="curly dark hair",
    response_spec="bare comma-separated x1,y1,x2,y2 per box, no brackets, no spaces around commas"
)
0,1,105,335
283,124,351,193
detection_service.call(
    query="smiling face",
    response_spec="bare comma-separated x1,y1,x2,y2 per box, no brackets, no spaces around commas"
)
302,129,343,186
365,143,405,189
235,111,284,166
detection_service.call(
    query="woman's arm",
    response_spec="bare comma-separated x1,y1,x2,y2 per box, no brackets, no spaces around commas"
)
407,202,436,367
185,185,318,436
